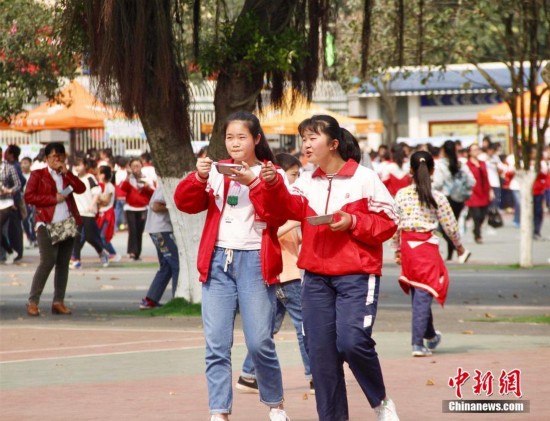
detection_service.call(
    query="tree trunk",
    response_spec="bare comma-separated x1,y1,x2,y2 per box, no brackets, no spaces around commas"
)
516,169,536,268
157,176,204,303
208,71,264,160
140,110,203,303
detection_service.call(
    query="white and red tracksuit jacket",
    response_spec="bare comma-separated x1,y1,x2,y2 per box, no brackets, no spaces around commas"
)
173,159,286,285
263,159,399,276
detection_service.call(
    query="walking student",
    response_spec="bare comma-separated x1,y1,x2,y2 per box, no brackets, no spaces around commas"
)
24,142,85,316
236,153,313,395
140,186,179,309
393,151,468,357
260,114,400,421
120,158,155,261
71,157,110,269
174,111,289,421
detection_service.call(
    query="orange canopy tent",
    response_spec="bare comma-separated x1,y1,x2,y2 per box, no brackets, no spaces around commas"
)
201,90,383,135
7,80,125,131
477,83,549,126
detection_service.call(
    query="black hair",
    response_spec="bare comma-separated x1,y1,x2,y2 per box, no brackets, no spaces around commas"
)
275,153,301,172
115,155,128,167
44,142,66,156
128,157,142,166
391,143,406,169
99,165,113,182
6,144,21,160
297,114,361,163
224,111,276,163
140,151,152,163
21,156,32,164
410,151,438,209
442,139,460,176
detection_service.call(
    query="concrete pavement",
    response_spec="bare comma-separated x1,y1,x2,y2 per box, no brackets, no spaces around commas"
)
0,213,549,420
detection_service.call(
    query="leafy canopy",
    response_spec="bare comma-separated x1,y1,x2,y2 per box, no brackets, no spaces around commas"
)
0,0,77,121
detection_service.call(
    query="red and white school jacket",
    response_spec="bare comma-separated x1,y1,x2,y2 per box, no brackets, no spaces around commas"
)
381,161,412,197
173,159,287,285
263,159,399,276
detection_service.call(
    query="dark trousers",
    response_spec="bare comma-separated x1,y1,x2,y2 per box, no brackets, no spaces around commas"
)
468,206,488,240
23,205,36,243
72,216,104,260
0,207,13,253
302,272,386,421
8,208,23,258
125,210,146,259
441,197,465,260
28,225,74,304
411,287,436,346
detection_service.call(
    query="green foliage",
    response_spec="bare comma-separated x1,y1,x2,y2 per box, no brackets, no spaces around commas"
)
0,0,77,121
197,12,307,79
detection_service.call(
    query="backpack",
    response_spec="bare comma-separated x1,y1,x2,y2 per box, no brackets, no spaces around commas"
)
447,169,473,202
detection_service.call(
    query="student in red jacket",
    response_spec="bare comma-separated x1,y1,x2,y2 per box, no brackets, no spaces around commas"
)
119,158,155,260
260,115,400,421
465,144,493,243
24,143,85,316
174,111,289,421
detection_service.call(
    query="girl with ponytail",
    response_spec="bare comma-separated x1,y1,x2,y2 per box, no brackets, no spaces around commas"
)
393,151,469,357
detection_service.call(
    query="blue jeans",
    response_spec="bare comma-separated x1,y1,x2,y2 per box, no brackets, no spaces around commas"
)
147,232,179,302
411,287,436,346
99,220,117,255
241,279,311,380
114,198,126,230
202,247,283,414
513,190,521,225
533,194,544,235
302,272,386,421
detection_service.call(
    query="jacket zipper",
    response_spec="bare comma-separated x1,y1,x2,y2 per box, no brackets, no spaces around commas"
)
325,174,335,214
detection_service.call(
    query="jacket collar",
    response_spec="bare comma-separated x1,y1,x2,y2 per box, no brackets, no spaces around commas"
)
312,159,359,178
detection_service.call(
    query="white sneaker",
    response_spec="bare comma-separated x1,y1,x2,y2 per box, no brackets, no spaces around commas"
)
269,408,290,421
374,398,400,421
210,416,226,421
100,250,110,268
458,249,471,264
4,253,15,265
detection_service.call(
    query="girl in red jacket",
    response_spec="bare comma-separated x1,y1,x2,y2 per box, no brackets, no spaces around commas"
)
260,115,400,421
465,144,493,243
173,111,289,421
119,158,155,260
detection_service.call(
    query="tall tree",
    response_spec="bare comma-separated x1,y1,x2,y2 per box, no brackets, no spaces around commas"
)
0,0,77,121
60,0,331,302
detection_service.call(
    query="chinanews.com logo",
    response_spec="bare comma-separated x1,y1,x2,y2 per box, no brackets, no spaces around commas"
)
444,367,530,414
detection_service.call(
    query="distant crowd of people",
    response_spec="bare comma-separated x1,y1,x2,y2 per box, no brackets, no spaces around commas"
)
1,126,549,421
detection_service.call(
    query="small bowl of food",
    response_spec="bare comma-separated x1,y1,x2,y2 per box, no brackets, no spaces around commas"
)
214,163,243,176
306,214,334,226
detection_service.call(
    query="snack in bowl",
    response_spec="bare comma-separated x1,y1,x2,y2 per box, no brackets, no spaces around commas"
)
306,214,334,226
213,162,243,176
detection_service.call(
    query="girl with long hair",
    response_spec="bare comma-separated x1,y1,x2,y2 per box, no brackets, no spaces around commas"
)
174,111,289,421
433,140,475,260
260,114,400,421
393,151,467,357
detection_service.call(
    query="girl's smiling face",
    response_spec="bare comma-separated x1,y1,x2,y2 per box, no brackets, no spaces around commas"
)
225,121,259,165
301,128,337,168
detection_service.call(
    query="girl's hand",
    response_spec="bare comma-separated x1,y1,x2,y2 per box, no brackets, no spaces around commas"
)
231,161,256,185
329,210,352,232
261,161,277,185
196,157,213,179
394,251,401,265
456,245,465,256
